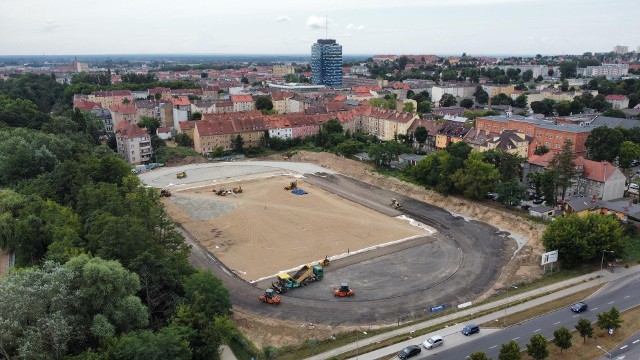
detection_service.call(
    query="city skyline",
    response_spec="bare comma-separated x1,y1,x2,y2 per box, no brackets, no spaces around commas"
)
1,0,639,56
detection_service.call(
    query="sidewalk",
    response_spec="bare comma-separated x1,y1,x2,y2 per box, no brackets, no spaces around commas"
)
305,267,636,360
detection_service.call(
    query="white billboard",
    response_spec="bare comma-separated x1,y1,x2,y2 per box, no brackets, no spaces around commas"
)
541,250,558,265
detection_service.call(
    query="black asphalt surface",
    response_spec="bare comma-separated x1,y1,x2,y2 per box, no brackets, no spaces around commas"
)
182,172,515,325
424,272,640,359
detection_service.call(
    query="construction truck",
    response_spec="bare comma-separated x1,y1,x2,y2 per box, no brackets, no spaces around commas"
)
272,264,324,294
159,189,172,197
334,283,355,297
319,256,330,267
177,171,187,179
284,180,298,190
390,198,402,209
259,288,281,305
232,186,243,194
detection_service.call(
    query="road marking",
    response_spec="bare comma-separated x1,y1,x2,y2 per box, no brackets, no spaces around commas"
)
591,308,598,311
621,345,628,350
534,329,541,332
633,340,639,344
513,337,520,340
489,345,497,349
554,321,561,325
608,301,615,304
625,295,630,299
573,315,579,317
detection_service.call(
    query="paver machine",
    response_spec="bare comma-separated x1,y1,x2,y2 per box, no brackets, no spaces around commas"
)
259,288,281,305
177,171,187,179
334,283,355,297
159,188,172,197
284,180,298,190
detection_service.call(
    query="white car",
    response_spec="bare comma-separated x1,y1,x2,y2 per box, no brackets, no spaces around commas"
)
422,335,444,350
630,183,639,190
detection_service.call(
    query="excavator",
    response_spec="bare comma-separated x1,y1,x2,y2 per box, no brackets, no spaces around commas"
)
176,171,187,179
259,288,281,305
390,198,402,209
159,189,172,197
334,283,355,297
284,180,298,190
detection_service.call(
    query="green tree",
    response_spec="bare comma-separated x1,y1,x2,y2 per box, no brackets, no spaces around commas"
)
559,62,577,79
560,80,569,92
460,98,474,109
554,100,572,116
417,100,432,113
255,95,273,111
619,141,640,168
498,340,521,360
553,326,572,353
402,102,415,113
111,328,192,360
496,180,526,207
414,126,428,148
174,133,193,147
585,126,624,162
482,149,524,182
491,93,513,106
440,93,457,107
469,351,492,360
452,152,500,200
603,109,627,118
522,69,534,82
240,76,248,84
324,118,344,134
189,111,202,120
526,334,549,360
474,86,490,104
334,139,363,157
514,94,528,108
531,99,556,116
575,318,594,343
232,134,244,154
534,145,549,155
549,139,577,200
138,116,160,135
597,307,623,334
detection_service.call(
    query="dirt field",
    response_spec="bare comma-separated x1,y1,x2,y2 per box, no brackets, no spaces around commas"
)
162,176,428,281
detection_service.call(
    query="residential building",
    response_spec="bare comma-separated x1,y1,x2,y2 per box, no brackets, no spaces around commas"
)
109,103,138,128
493,65,549,79
148,87,172,101
354,107,418,141
311,39,343,87
88,90,133,108
193,117,267,154
576,64,628,79
431,83,476,103
230,94,255,112
271,92,295,114
191,99,218,114
435,125,470,149
177,121,198,139
605,94,630,110
272,65,295,77
115,121,152,165
157,127,172,140
482,84,516,97
613,45,629,54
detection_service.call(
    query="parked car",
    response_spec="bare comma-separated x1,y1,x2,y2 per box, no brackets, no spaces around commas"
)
422,335,444,350
630,183,639,190
532,198,544,205
397,345,421,359
521,204,532,211
461,323,480,336
571,302,588,313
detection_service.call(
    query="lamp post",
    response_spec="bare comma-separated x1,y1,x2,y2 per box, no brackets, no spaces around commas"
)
600,250,614,282
504,284,518,327
356,330,367,360
597,345,612,359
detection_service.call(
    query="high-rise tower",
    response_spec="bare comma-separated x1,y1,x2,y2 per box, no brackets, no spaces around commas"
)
311,39,343,87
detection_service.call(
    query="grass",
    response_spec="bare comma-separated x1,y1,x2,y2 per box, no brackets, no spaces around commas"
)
624,235,640,263
543,305,640,360
479,286,601,328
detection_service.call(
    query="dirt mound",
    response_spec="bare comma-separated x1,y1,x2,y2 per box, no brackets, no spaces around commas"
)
165,155,207,166
288,151,546,293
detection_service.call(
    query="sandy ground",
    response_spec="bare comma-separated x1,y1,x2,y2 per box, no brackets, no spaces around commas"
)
162,176,427,282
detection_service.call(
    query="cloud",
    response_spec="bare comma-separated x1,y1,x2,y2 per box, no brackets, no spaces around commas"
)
275,15,291,22
306,16,331,30
346,23,365,31
42,19,60,33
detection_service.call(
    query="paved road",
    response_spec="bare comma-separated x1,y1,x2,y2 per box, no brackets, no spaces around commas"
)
144,162,515,325
411,271,640,360
598,331,640,359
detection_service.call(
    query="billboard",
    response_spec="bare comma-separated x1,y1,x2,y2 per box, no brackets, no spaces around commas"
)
541,250,558,265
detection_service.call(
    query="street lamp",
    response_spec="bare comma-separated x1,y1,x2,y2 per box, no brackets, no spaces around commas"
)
600,250,615,282
356,330,367,360
597,345,612,359
504,284,518,327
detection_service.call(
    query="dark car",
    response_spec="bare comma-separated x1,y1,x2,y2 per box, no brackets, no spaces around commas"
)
462,323,480,336
397,345,421,359
532,198,544,205
521,204,532,211
571,302,588,313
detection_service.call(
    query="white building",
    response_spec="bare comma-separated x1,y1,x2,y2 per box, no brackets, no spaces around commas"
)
431,83,476,103
576,64,628,79
613,45,629,54
494,65,549,79
115,121,152,165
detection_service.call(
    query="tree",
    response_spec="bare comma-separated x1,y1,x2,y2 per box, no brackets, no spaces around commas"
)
240,76,248,84
603,109,627,118
498,340,521,360
440,93,457,107
554,100,572,116
469,351,492,360
619,141,640,168
522,69,534,82
526,334,549,360
138,116,160,135
417,100,432,113
111,328,192,360
531,99,556,116
575,318,594,343
255,95,273,111
414,126,428,148
514,94,528,109
534,145,549,155
549,139,577,201
585,126,624,162
460,98,474,109
406,89,415,99
174,133,193,147
559,62,577,79
553,326,572,353
496,180,526,207
334,140,363,157
560,80,569,92
474,86,489,104
232,134,244,154
452,152,500,200
402,102,415,113
491,93,513,106
189,112,202,120
597,307,623,334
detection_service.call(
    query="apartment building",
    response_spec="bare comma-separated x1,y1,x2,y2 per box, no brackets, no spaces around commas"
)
605,94,630,110
576,64,628,79
88,90,133,108
115,121,152,165
431,83,476,103
230,94,256,112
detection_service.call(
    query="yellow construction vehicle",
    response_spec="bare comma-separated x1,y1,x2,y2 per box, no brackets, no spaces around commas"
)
319,256,330,267
232,186,243,194
177,171,187,179
284,180,298,190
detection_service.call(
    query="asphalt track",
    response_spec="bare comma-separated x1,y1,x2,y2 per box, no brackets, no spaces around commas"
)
141,162,516,325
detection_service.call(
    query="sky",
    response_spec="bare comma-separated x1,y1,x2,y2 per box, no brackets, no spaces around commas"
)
1,0,639,56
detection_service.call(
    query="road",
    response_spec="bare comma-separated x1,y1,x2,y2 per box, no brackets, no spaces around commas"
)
408,271,640,359
143,162,516,325
599,331,640,359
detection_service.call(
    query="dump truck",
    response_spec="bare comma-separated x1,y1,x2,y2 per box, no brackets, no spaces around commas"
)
334,283,355,297
272,264,324,294
284,180,298,190
259,288,281,305
177,171,187,179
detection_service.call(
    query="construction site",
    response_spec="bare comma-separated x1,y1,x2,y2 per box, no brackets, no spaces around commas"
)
139,153,545,347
